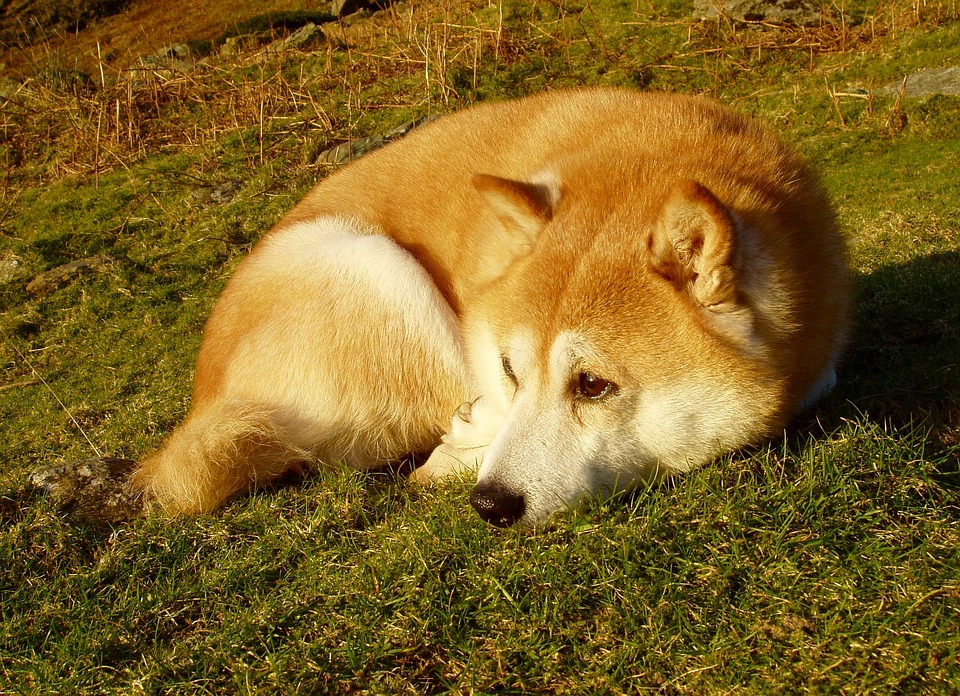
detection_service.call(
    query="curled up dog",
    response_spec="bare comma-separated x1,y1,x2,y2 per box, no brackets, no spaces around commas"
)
131,88,850,528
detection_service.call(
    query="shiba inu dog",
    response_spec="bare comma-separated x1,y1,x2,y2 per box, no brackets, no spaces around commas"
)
131,88,850,527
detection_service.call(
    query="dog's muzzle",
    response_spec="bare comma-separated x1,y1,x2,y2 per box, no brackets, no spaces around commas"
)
470,479,525,527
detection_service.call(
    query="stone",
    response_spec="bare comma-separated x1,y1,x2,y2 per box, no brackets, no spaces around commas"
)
30,457,143,526
45,67,96,95
314,115,438,165
331,0,391,18
0,76,24,99
142,43,192,64
0,252,24,285
878,66,960,98
693,0,822,26
191,179,242,204
211,180,242,204
136,43,195,74
284,22,320,49
219,36,247,58
26,254,120,295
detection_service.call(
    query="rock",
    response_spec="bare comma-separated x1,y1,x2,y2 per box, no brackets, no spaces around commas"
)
45,67,96,95
192,179,242,204
0,252,24,285
315,137,385,165
332,0,364,17
211,180,242,203
136,43,195,74
331,0,391,18
141,43,192,64
878,66,960,98
219,36,248,58
284,22,321,49
264,22,325,54
26,254,120,296
30,457,143,526
0,76,25,99
693,0,822,26
314,115,438,165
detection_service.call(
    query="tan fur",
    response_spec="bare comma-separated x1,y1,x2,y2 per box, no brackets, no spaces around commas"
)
132,88,850,522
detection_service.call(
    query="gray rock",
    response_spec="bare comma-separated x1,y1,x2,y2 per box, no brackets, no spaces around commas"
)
141,43,192,64
30,457,143,526
0,76,25,99
192,179,243,204
26,254,120,295
332,0,366,17
284,22,321,49
136,43,195,74
264,22,325,55
45,67,96,95
693,0,822,26
878,66,960,98
314,115,438,165
331,0,391,18
0,252,24,285
219,36,248,58
211,180,242,204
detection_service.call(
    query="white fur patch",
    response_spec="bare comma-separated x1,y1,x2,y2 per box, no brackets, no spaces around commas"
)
474,330,612,523
258,218,456,322
471,328,768,524
468,329,537,480
716,215,795,357
220,216,467,461
528,168,563,210
632,385,732,476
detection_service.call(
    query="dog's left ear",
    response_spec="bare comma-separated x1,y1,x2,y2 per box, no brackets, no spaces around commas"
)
473,173,557,276
647,180,738,310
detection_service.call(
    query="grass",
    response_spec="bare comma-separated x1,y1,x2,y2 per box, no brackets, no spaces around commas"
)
2,0,960,692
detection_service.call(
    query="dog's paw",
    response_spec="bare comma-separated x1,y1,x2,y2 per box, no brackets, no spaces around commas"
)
410,442,485,485
446,397,502,447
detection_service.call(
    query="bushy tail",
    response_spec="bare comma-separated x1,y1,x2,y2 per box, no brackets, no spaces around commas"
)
130,400,311,514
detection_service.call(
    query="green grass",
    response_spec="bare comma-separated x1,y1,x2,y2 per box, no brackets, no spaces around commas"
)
2,0,959,692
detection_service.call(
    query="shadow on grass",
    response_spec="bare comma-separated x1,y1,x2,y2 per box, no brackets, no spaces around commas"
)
800,249,960,485
844,250,960,422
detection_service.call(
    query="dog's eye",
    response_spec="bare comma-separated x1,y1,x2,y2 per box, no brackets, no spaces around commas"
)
501,355,518,386
577,372,615,400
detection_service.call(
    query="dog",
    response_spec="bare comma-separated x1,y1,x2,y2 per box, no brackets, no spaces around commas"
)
131,88,850,527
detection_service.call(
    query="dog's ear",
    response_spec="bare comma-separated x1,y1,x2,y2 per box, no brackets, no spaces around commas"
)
473,173,556,274
647,180,738,310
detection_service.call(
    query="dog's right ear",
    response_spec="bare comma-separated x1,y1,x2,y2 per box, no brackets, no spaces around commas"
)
647,180,738,310
472,173,558,278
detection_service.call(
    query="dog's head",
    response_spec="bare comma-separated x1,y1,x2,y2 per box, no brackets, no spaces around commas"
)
460,170,793,527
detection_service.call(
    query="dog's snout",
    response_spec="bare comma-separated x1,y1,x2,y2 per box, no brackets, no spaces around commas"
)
470,480,525,527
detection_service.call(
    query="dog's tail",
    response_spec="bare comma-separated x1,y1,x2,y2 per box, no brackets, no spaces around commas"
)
130,399,311,514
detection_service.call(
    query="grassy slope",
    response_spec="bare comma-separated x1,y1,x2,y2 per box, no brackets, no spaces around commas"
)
2,0,959,692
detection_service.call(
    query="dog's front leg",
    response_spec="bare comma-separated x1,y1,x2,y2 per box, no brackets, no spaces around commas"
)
410,397,498,483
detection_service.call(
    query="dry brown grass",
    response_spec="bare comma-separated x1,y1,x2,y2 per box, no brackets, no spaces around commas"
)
2,0,330,74
1,0,956,188
681,0,958,79
0,0,521,185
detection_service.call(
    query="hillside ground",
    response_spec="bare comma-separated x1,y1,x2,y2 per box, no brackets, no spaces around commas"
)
1,0,959,692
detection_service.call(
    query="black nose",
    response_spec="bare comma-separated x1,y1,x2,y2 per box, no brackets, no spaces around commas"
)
470,480,525,527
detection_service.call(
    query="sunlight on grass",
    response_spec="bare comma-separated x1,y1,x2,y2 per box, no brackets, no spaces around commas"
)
1,0,958,692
